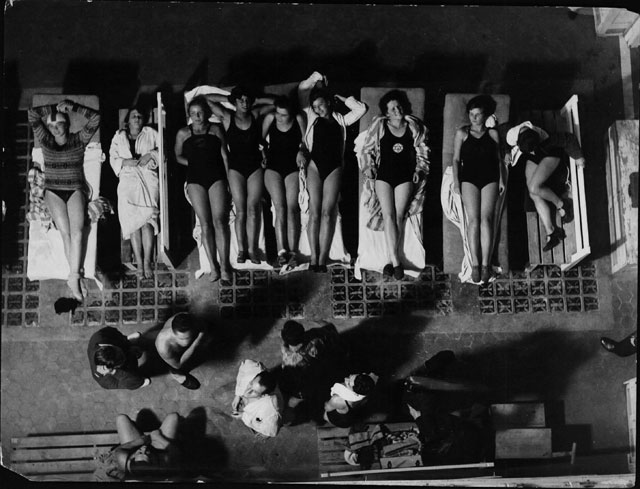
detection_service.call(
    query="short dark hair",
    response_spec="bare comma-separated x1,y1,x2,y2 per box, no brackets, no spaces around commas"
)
466,95,497,116
379,89,412,115
94,345,126,369
274,95,294,115
353,374,375,396
47,110,70,127
125,105,148,126
517,128,541,154
187,96,212,120
229,85,255,104
255,370,277,395
281,320,305,346
171,313,195,335
309,87,332,109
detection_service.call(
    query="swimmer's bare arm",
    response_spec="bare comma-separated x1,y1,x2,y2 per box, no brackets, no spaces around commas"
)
177,331,207,367
155,330,182,370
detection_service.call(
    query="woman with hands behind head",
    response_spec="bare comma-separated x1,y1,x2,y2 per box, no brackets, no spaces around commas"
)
28,98,101,301
298,71,367,272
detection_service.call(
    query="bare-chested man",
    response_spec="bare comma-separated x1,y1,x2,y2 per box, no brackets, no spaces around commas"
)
155,312,209,390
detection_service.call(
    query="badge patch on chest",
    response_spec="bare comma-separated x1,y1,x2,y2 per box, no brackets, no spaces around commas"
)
393,143,404,154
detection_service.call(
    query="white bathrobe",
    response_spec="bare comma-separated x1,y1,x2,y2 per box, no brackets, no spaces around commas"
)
234,359,281,438
109,127,160,238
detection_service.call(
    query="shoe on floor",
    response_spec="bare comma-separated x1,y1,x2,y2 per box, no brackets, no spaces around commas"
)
382,264,394,278
237,251,248,264
317,264,328,273
393,265,404,280
277,252,289,268
180,374,201,390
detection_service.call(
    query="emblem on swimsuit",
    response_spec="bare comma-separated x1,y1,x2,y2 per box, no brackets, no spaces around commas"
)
393,143,404,154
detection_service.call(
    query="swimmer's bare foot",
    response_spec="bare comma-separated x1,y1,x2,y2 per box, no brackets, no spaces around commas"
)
221,267,233,282
67,273,84,302
142,260,154,279
209,266,221,282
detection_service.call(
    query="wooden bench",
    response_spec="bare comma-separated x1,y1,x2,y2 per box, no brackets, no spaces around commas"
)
317,421,494,479
519,95,590,271
10,432,119,481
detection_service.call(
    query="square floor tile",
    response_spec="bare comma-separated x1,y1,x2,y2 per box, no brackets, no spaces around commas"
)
157,273,173,288
25,279,39,292
7,295,22,309
122,309,138,324
71,310,85,325
436,300,453,315
330,267,346,284
141,309,155,322
157,290,172,305
25,295,39,309
104,310,120,324
497,299,513,314
563,267,580,278
140,277,155,289
175,290,189,305
530,281,546,296
549,297,564,312
584,296,599,311
105,292,120,307
86,310,103,325
288,303,304,318
582,279,598,294
8,277,23,292
512,281,529,296
332,302,347,318
547,280,563,296
566,297,582,312
514,298,530,313
175,273,190,288
480,299,495,314
253,270,269,286
348,286,363,301
383,285,399,301
532,298,548,313
495,281,511,297
366,302,383,317
546,266,561,278
122,292,138,307
580,262,597,277
479,283,494,298
530,267,545,279
6,312,23,326
122,274,138,289
25,312,38,326
140,291,155,306
332,286,347,302
365,285,380,301
564,280,581,295
400,284,416,300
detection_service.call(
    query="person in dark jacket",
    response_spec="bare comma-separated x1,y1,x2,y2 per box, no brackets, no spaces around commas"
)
88,327,149,390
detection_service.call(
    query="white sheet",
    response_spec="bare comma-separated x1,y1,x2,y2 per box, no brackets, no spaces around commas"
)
26,144,105,288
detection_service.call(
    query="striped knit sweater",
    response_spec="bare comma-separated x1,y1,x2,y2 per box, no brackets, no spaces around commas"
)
28,104,101,191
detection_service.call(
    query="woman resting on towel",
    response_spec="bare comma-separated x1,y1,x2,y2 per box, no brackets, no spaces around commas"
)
452,95,502,284
28,99,100,301
109,106,161,278
298,71,367,272
512,125,585,252
261,95,308,268
323,372,378,428
204,86,275,265
358,90,430,280
175,96,233,281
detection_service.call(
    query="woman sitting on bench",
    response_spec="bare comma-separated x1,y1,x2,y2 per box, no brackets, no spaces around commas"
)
451,95,502,283
109,106,161,278
175,96,233,281
28,99,100,301
357,89,429,280
324,372,378,428
510,123,585,252
298,71,367,272
94,412,182,481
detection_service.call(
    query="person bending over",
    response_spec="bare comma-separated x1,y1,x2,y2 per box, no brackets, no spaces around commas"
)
298,71,367,272
110,106,161,278
155,312,210,390
204,86,276,265
88,326,149,390
324,372,378,428
175,96,232,281
358,89,430,280
232,359,282,437
262,95,308,268
28,99,101,301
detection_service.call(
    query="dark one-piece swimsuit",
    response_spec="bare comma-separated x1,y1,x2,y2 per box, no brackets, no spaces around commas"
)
459,128,499,189
311,117,343,181
227,115,263,180
47,139,93,203
266,122,302,178
184,124,226,189
376,123,415,187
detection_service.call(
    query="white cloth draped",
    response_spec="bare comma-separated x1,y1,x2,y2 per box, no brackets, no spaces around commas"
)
234,359,281,438
109,127,160,238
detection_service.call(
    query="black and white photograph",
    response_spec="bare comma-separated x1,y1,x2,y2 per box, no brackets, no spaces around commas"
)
1,1,638,486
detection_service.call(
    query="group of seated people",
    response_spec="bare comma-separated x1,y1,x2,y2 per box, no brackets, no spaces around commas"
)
89,318,491,481
28,71,585,300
